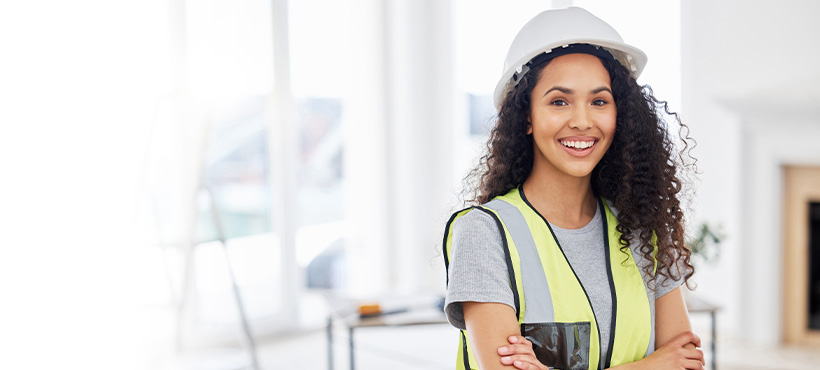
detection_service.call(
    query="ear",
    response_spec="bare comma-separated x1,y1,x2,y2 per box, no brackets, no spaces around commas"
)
526,115,533,135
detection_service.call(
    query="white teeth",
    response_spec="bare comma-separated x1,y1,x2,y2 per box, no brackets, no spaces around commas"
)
561,140,594,149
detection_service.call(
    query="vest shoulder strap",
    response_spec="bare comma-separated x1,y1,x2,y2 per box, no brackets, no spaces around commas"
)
442,205,521,320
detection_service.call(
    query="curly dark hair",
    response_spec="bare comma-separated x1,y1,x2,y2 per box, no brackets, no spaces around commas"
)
464,54,696,286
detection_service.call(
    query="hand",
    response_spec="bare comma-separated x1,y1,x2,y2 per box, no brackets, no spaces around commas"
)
497,335,548,370
638,331,704,370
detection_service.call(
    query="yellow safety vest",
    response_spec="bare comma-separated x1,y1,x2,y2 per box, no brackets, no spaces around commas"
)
443,187,655,370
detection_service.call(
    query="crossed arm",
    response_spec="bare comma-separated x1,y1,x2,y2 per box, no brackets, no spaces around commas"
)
463,286,704,370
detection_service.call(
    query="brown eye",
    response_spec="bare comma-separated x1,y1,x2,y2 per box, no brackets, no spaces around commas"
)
551,99,568,106
592,99,607,106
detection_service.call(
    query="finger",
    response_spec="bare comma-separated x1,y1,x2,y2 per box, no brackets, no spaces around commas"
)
508,335,533,347
499,355,543,370
670,331,701,348
689,332,702,348
498,343,536,356
683,358,705,370
684,348,705,364
513,359,543,370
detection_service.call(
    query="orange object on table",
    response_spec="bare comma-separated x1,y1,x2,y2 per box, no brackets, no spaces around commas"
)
358,303,381,316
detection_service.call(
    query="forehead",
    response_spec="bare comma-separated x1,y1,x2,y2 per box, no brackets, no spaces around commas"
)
537,53,611,86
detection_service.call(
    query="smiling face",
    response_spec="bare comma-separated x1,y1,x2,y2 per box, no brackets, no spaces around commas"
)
527,53,616,180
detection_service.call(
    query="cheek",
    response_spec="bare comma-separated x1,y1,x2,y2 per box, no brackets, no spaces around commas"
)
530,111,563,133
601,112,617,137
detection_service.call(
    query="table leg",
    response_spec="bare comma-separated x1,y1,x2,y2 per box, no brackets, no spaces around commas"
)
711,312,717,370
349,327,355,370
328,317,333,370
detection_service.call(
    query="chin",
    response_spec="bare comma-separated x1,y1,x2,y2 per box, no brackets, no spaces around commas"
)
558,170,593,179
561,164,597,178
567,158,606,177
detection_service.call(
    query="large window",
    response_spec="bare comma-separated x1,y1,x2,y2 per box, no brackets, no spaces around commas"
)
147,0,287,340
181,0,356,334
288,1,352,322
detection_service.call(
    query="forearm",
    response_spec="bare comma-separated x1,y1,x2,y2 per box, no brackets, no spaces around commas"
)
605,341,700,370
493,286,704,370
608,285,701,370
606,362,641,370
654,287,694,348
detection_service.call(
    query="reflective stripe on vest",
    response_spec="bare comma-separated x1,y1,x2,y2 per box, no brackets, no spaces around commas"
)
443,187,654,370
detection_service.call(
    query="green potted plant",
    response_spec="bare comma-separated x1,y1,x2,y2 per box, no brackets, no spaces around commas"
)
687,223,723,266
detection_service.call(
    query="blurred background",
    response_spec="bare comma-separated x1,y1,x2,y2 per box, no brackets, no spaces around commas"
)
1,0,819,369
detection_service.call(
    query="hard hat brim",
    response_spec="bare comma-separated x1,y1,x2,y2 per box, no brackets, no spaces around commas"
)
492,39,647,111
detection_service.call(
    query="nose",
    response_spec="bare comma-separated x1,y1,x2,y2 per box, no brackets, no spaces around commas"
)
568,106,592,130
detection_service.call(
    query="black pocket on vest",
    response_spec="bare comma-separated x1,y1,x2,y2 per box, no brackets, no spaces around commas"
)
521,321,591,370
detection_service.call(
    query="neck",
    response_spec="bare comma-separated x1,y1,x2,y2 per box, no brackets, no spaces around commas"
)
522,166,597,229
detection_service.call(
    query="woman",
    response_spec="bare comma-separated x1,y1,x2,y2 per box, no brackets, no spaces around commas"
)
442,7,703,370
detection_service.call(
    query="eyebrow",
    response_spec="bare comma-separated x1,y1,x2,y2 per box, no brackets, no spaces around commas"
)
544,86,613,96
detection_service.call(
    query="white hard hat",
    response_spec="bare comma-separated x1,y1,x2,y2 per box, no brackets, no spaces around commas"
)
493,7,647,111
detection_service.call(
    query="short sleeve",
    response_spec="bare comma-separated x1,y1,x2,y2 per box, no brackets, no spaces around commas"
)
444,209,516,330
655,251,692,298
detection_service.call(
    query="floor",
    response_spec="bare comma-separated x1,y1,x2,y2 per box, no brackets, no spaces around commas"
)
716,336,820,370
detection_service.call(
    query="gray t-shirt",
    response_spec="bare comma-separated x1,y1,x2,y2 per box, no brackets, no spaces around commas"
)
444,203,685,360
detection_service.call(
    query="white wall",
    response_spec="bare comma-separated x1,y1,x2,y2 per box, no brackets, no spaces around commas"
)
0,1,173,368
681,0,820,345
